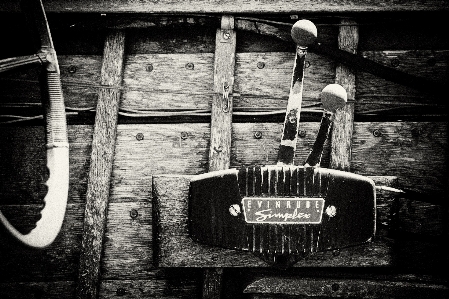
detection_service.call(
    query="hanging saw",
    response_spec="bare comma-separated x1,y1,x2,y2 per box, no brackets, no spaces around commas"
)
0,0,69,248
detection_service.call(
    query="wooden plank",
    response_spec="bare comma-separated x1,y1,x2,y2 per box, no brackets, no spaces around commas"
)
329,19,358,171
2,50,446,120
0,281,75,299
245,277,449,298
204,15,237,299
76,30,126,299
1,0,447,13
209,16,236,171
0,278,201,299
0,122,446,279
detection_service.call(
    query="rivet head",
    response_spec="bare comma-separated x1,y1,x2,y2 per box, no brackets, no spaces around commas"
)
146,64,153,72
185,63,194,70
68,65,77,74
254,131,263,139
298,130,306,138
373,129,382,137
130,209,139,219
325,205,337,217
229,204,241,216
136,133,144,141
257,62,265,69
180,132,188,140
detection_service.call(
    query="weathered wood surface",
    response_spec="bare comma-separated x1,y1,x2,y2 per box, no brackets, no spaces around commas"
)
0,277,201,299
329,20,358,171
245,277,449,298
0,121,446,279
76,30,126,299
2,0,448,13
203,15,237,299
1,50,447,119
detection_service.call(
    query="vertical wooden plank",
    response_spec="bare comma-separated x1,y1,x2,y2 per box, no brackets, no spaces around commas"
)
76,30,126,299
329,20,359,171
204,15,236,299
208,15,236,172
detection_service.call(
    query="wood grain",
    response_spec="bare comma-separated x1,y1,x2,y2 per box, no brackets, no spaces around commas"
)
1,50,447,117
2,0,447,13
329,19,358,171
245,277,449,298
76,30,126,299
0,122,446,278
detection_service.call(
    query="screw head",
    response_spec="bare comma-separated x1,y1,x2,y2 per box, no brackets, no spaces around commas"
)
223,31,231,40
136,133,144,141
391,58,400,68
229,204,241,216
180,132,188,140
254,131,263,139
130,209,139,219
298,130,306,138
185,63,194,70
325,205,337,217
257,62,265,69
68,65,77,74
373,129,382,137
146,64,153,72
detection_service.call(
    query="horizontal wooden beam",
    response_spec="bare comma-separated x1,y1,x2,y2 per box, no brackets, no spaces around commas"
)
1,0,448,13
1,50,447,119
245,277,449,298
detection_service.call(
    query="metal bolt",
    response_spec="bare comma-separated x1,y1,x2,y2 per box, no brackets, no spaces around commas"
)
373,129,382,137
257,62,265,69
185,63,194,70
391,58,400,68
325,205,337,217
298,130,306,138
146,63,153,72
116,288,126,296
180,132,188,140
130,209,139,219
229,204,241,216
223,31,231,40
136,133,144,141
254,131,263,139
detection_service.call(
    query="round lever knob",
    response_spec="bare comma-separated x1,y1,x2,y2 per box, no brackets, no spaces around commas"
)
320,84,347,113
291,19,318,48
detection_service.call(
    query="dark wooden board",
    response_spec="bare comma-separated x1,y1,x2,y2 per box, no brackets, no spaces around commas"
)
1,0,448,13
245,277,449,298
